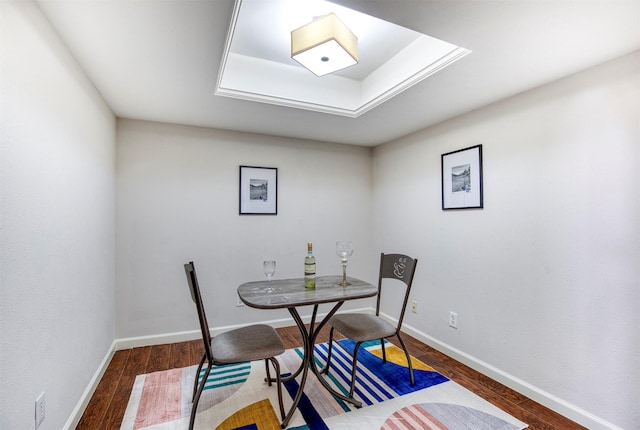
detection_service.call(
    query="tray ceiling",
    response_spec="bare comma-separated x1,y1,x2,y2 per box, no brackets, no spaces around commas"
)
35,0,640,146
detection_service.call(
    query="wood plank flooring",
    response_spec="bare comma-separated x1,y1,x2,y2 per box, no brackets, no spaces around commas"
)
76,326,586,429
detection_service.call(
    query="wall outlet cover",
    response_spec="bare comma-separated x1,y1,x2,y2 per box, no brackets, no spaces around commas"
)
35,392,45,427
449,311,458,329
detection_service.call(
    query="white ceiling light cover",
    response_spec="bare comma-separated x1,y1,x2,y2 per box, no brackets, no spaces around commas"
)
291,13,358,76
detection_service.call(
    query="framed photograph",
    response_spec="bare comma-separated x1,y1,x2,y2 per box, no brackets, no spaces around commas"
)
441,145,483,210
239,166,278,215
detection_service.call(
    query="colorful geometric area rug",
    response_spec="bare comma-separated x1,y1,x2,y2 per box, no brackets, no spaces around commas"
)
121,339,528,429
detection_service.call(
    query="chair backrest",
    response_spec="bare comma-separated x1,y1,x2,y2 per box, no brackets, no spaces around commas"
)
184,261,214,363
376,253,418,331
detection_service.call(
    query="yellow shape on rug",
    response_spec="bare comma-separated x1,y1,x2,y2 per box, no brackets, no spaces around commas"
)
216,398,280,430
369,344,436,371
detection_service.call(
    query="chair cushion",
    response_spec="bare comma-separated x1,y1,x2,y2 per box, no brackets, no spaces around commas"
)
329,313,397,342
212,324,285,364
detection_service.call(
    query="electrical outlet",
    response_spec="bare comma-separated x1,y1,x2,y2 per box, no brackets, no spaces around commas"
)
236,295,245,307
411,300,418,314
449,311,458,329
35,392,45,428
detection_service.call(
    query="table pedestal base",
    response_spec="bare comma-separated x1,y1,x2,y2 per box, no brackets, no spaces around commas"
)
278,302,362,428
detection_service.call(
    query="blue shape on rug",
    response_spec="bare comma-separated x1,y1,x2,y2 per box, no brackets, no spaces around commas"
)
284,376,328,430
232,424,258,430
335,339,449,395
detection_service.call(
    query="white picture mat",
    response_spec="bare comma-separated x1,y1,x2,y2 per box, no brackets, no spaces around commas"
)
442,145,483,209
239,166,277,214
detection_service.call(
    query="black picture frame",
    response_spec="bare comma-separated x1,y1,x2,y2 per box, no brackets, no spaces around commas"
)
441,145,483,210
239,166,278,215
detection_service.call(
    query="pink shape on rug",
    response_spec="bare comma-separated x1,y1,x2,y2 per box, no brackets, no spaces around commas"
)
134,368,182,429
382,404,448,430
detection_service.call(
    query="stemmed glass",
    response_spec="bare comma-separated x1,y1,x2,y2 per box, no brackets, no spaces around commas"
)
336,241,354,286
263,260,276,292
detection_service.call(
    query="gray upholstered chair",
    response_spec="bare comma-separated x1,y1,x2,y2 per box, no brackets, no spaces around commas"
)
321,253,418,398
184,261,285,430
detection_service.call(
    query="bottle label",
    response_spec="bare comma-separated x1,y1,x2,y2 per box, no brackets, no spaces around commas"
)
305,263,316,288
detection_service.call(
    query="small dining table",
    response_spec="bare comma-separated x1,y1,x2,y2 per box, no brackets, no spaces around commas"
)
237,275,377,428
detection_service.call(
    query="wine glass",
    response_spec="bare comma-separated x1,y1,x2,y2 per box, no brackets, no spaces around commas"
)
336,241,354,286
263,260,276,292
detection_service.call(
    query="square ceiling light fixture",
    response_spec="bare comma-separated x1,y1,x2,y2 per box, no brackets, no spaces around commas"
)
291,13,358,76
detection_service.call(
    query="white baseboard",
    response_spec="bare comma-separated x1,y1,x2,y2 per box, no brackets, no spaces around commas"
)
68,307,620,430
391,317,623,430
114,307,373,350
63,340,116,430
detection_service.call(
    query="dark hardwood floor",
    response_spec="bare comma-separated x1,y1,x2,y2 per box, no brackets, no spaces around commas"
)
76,326,586,429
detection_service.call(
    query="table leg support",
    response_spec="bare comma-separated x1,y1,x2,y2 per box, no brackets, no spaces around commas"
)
279,307,312,428
308,303,363,408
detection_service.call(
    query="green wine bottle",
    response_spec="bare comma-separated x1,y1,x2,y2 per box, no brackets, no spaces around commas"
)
304,242,316,288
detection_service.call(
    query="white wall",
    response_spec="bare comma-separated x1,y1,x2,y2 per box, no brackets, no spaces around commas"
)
373,51,640,429
116,120,374,338
0,2,116,430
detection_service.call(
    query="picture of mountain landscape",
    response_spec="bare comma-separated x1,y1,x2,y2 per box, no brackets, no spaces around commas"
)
250,179,268,202
451,163,471,192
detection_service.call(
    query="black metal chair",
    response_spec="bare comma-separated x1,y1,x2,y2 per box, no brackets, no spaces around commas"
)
321,253,418,398
184,261,285,430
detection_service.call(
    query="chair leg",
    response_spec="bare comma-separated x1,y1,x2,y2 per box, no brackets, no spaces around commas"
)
349,341,364,398
264,359,272,386
190,364,211,430
192,352,206,402
267,357,285,421
396,333,415,386
380,338,386,363
321,326,335,375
